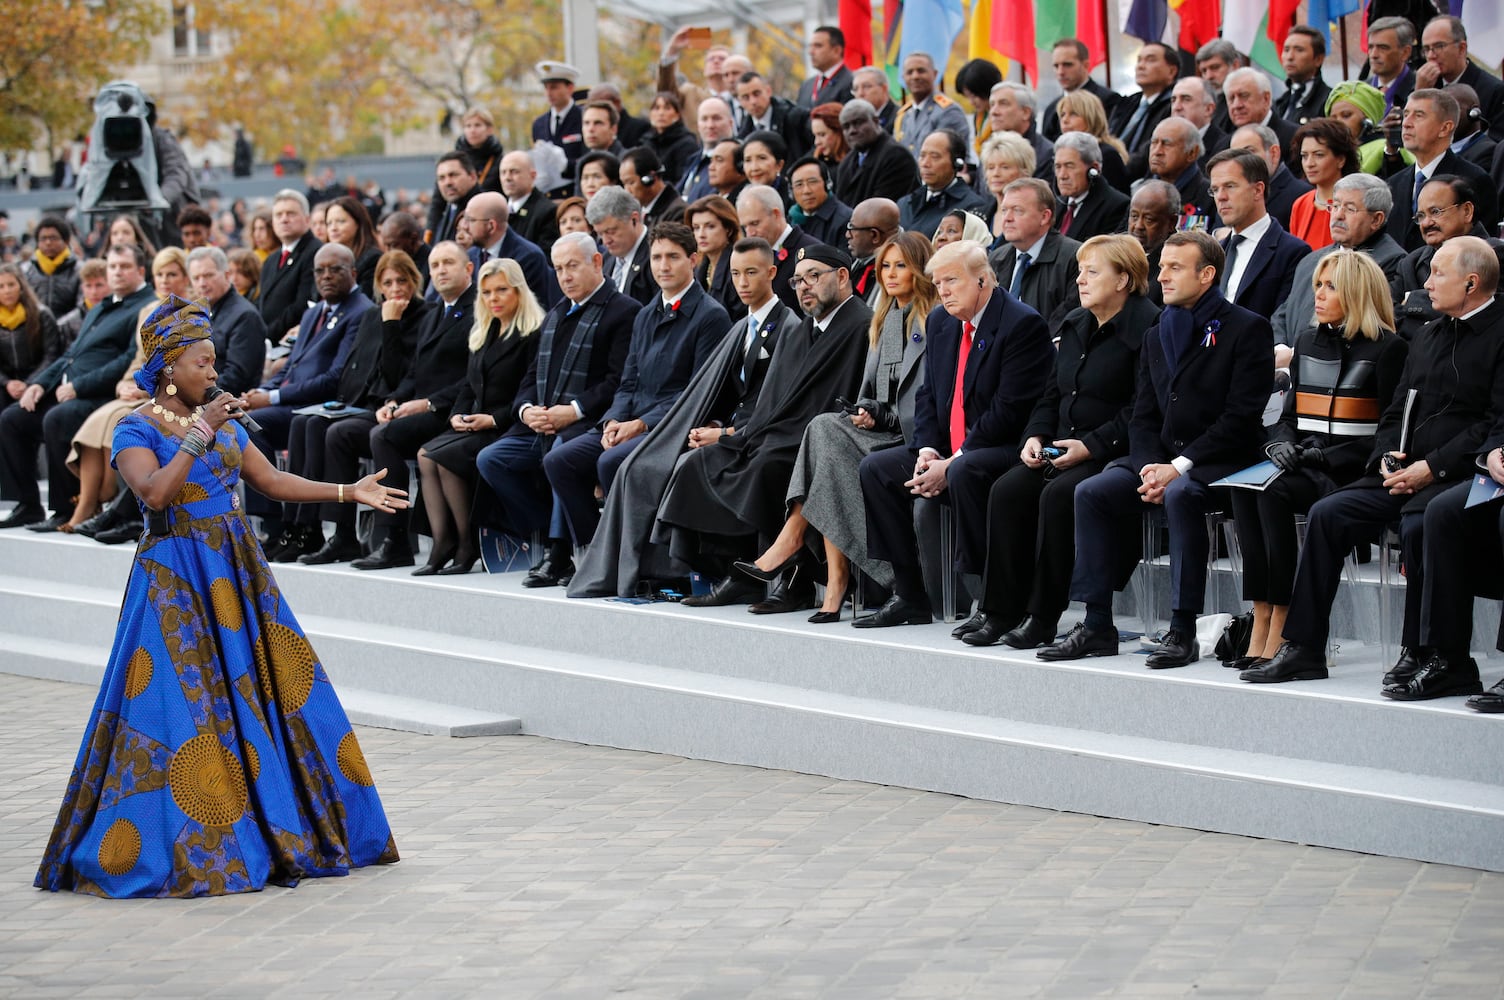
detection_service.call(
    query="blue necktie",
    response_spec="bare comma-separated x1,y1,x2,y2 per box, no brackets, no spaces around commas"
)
1009,252,1031,297
1412,170,1427,214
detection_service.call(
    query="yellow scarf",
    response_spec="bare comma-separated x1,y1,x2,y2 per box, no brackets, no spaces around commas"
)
253,247,271,263
0,302,27,330
32,247,71,276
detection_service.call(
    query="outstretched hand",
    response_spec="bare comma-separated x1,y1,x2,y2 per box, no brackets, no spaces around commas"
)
350,468,410,512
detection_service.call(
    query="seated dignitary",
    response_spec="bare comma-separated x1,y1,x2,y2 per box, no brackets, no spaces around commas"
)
1051,90,1128,191
499,150,561,257
657,243,873,607
186,246,267,396
961,235,1159,648
1230,124,1313,231
1053,132,1130,243
0,244,154,529
461,191,559,308
835,100,921,207
1420,443,1504,713
987,82,1055,182
1270,173,1406,350
568,237,806,598
475,232,636,589
855,239,1054,628
1041,231,1271,666
978,133,1036,250
541,223,727,561
1126,180,1180,306
1380,88,1495,252
413,258,542,576
1287,118,1360,252
897,130,991,239
932,209,992,249
1257,237,1504,698
590,187,657,307
787,157,852,247
620,146,688,229
349,241,477,571
732,232,937,621
1235,251,1407,679
283,251,432,565
687,195,747,322
258,189,323,344
1141,117,1212,222
736,184,820,310
240,244,372,545
845,198,902,305
1209,148,1312,321
988,179,1081,338
739,130,794,210
1389,176,1492,339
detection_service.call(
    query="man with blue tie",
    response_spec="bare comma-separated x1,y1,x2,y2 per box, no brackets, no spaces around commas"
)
986,178,1081,338
1380,88,1495,252
241,243,372,546
855,240,1054,627
1041,231,1270,667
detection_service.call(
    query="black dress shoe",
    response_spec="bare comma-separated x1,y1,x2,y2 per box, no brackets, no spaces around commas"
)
0,504,44,529
1240,642,1327,683
681,575,762,607
1146,628,1199,669
749,565,817,615
1381,653,1483,701
72,508,121,539
25,514,72,533
412,544,457,576
522,555,574,588
1228,654,1267,671
1381,646,1425,688
261,530,296,562
1001,615,1059,650
1037,622,1118,661
960,613,1015,647
951,609,988,639
436,556,478,576
808,609,842,624
1466,678,1504,713
852,595,932,628
94,520,144,545
350,538,415,571
298,537,363,565
733,554,796,585
272,527,322,563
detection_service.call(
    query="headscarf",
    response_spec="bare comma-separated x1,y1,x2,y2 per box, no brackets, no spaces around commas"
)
1325,82,1386,130
938,209,991,247
134,293,213,395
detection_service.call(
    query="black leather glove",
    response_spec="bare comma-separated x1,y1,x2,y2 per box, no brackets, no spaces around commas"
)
1299,446,1329,471
1265,440,1302,471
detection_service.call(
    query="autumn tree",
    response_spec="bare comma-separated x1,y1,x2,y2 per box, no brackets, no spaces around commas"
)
0,0,162,158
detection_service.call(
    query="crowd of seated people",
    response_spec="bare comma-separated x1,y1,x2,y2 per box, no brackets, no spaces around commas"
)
4,13,1504,714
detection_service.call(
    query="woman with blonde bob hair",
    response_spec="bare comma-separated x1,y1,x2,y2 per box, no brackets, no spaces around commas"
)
979,132,1035,249
962,233,1160,647
1053,89,1127,189
1234,249,1409,678
735,232,938,622
415,257,543,576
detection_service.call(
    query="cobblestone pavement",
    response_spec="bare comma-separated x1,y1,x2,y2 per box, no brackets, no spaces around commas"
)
3,672,1502,999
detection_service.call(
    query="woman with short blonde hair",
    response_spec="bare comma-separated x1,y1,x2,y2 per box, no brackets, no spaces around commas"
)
980,132,1035,248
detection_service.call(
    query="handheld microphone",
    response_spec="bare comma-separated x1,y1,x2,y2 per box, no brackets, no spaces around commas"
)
205,386,263,434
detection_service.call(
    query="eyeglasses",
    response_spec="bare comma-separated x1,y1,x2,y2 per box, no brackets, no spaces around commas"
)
789,268,837,289
1412,203,1460,225
790,177,825,190
1420,40,1456,56
845,224,883,237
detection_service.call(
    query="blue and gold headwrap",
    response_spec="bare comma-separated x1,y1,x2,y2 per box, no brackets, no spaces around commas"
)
134,294,213,395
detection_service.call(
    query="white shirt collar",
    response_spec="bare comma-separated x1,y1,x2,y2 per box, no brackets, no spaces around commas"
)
661,280,693,308
813,294,852,332
1459,299,1492,322
747,296,777,330
1415,151,1448,179
1233,211,1272,242
1016,232,1049,260
771,225,793,251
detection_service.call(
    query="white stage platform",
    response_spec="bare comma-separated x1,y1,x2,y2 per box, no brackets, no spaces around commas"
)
3,528,1502,872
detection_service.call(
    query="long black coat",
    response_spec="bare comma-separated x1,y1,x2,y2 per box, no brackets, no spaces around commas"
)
206,288,267,396
392,283,477,412
258,230,322,340
423,318,541,473
335,298,433,408
835,132,920,207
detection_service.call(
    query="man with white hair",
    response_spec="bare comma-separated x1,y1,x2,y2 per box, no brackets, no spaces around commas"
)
736,184,819,309
851,66,900,133
589,187,655,306
186,246,267,396
679,97,738,201
855,239,1054,628
1053,132,1129,242
989,82,1054,180
258,188,323,342
1223,66,1300,168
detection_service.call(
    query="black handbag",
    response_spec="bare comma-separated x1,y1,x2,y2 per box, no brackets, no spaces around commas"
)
1214,611,1254,664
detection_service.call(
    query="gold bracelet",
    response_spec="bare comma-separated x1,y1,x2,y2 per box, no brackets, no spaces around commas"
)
338,483,345,504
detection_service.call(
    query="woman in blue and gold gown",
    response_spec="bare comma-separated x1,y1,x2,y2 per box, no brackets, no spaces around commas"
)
36,295,408,898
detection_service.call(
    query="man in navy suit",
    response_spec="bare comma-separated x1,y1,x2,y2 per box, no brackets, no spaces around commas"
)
855,241,1055,627
543,222,728,554
1380,88,1496,252
1041,231,1271,666
257,189,322,345
461,192,560,307
475,232,637,588
531,61,585,198
589,187,656,307
1207,148,1311,320
241,243,373,542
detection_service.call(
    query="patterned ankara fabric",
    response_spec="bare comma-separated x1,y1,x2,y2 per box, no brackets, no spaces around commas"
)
35,413,398,897
134,294,213,396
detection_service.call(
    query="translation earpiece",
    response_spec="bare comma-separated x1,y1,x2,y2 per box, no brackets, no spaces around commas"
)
1467,280,1476,292
1088,167,1100,179
977,278,984,289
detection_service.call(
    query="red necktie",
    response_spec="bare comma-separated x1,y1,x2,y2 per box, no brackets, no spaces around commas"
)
1059,201,1076,233
278,248,290,269
949,321,974,453
813,74,827,99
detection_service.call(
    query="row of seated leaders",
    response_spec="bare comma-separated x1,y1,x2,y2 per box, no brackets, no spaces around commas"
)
3,26,1504,715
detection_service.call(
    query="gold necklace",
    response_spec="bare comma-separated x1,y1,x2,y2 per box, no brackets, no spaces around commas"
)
151,401,205,428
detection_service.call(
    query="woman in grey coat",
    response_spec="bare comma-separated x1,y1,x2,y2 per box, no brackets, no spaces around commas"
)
735,232,937,621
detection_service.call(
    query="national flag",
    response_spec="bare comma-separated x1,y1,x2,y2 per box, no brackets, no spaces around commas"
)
968,0,1011,78
897,0,967,79
993,0,1039,82
1122,0,1167,45
1075,0,1108,68
1171,0,1221,53
1224,4,1282,75
1304,0,1363,49
1267,0,1303,53
1454,0,1504,68
840,0,874,69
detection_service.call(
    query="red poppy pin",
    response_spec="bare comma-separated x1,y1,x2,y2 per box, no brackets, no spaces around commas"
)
776,247,788,262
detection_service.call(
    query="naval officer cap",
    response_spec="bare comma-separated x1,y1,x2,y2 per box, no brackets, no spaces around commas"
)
536,61,582,85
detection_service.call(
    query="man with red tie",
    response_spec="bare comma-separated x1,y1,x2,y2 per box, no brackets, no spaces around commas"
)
257,189,323,345
795,27,853,109
855,240,1055,627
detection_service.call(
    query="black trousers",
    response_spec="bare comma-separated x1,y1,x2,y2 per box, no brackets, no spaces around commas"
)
1419,482,1504,652
1228,468,1329,605
369,410,448,533
287,412,379,531
859,444,1015,602
1282,481,1427,648
542,428,643,546
978,459,1102,623
0,395,100,514
243,403,298,519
